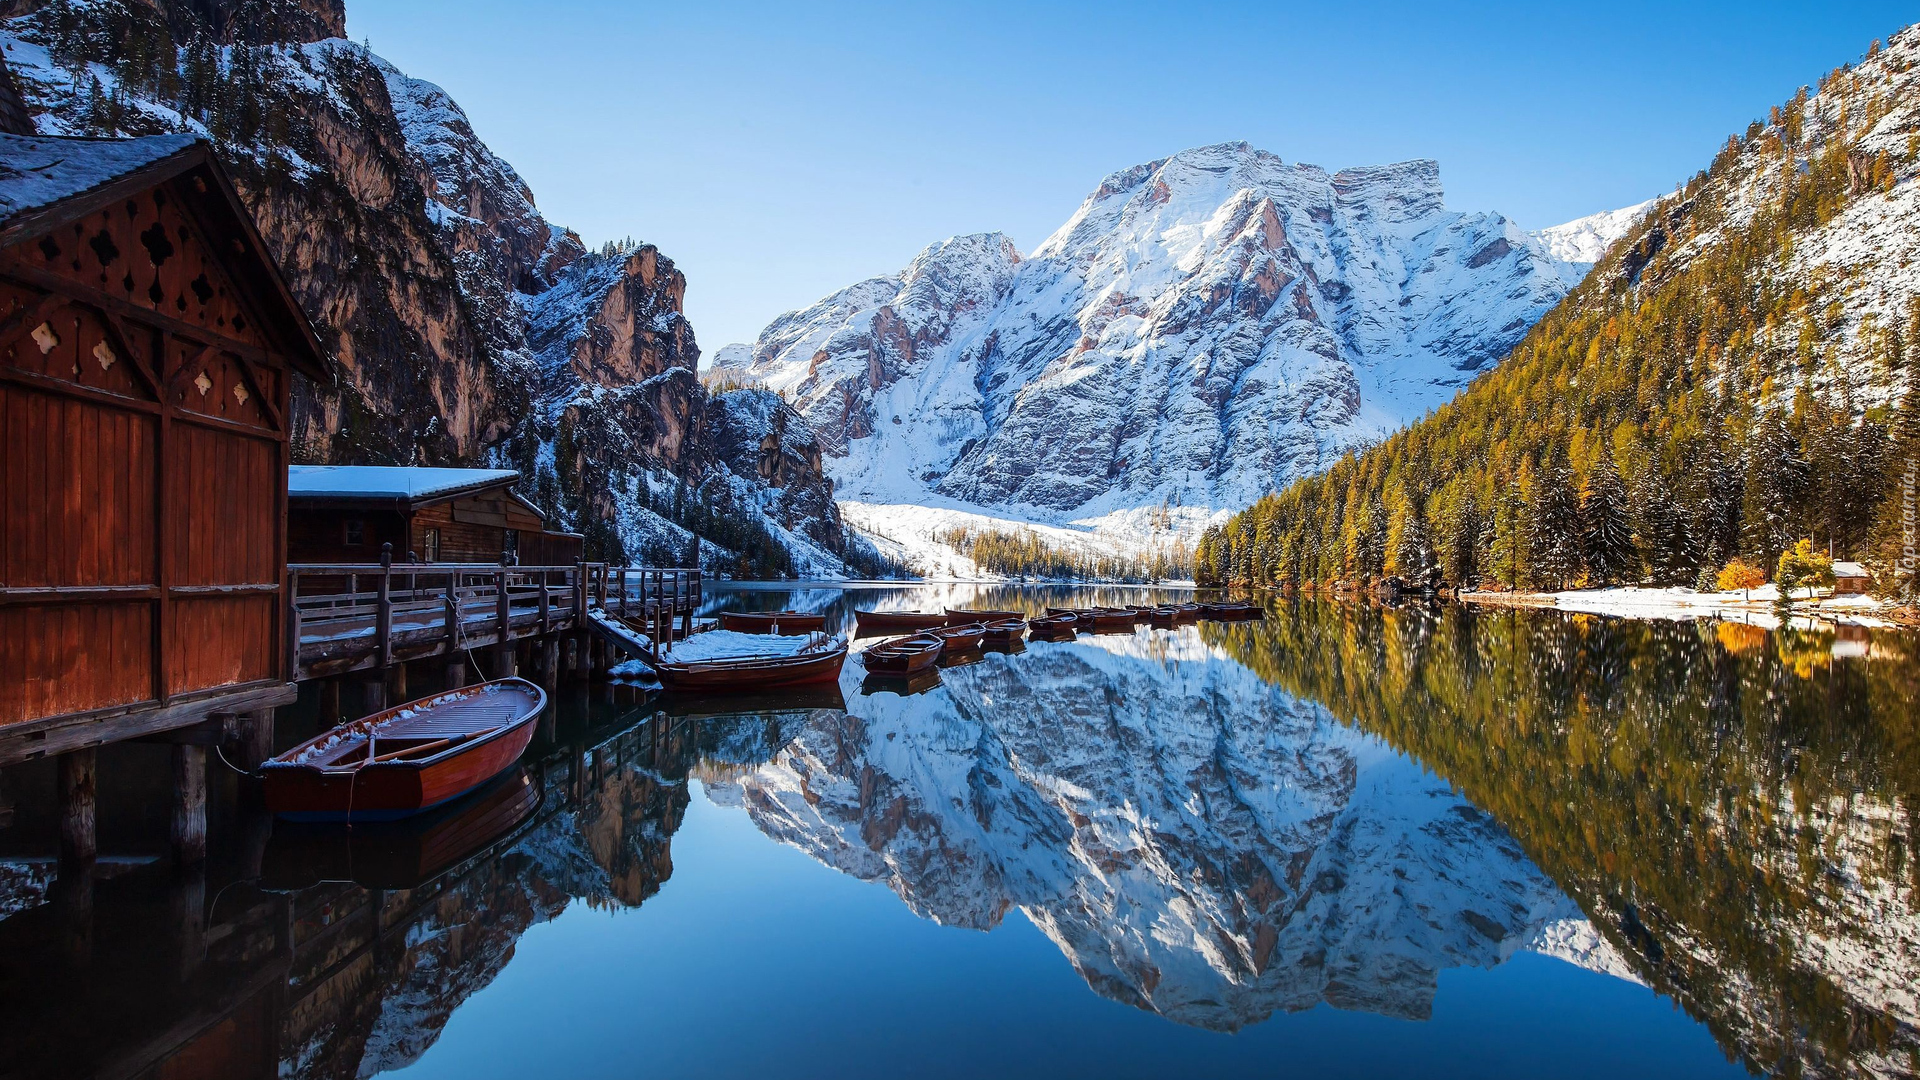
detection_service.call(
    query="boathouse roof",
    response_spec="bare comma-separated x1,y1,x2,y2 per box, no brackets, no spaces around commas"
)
289,465,522,506
0,131,328,380
1832,561,1869,578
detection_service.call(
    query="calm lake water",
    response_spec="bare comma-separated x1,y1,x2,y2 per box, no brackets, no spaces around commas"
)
2,583,1916,1079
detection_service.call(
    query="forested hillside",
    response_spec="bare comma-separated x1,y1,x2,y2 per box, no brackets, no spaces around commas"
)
1196,28,1920,596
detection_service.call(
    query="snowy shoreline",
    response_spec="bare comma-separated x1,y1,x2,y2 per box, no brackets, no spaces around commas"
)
1459,585,1915,630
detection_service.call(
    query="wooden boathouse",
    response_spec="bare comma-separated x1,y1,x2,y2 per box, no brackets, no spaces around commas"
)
288,465,583,565
0,132,330,865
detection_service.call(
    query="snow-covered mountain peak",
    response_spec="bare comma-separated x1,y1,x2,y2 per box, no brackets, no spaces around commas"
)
725,142,1607,559
1529,198,1657,269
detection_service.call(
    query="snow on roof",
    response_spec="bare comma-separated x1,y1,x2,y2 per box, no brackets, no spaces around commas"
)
0,133,200,224
1832,561,1869,577
288,465,519,502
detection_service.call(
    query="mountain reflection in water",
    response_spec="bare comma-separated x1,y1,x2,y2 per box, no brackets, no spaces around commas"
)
0,588,1913,1080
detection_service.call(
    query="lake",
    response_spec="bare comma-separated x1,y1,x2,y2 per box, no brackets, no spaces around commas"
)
1,583,1914,1079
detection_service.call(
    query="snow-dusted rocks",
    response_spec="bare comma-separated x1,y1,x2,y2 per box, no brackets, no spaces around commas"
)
1528,199,1655,276
726,143,1628,553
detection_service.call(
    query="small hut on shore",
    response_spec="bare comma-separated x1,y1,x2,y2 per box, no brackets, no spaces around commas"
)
287,465,583,566
0,132,329,769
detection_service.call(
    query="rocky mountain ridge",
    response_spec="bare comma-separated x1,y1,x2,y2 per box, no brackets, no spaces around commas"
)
1,0,867,575
719,143,1644,564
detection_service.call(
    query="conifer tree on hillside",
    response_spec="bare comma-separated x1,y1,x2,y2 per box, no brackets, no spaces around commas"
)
1582,453,1636,585
1528,457,1584,590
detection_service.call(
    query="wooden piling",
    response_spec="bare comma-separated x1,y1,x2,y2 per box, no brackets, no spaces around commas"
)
446,656,467,691
235,709,275,770
319,678,341,725
363,676,387,714
388,662,408,703
58,749,96,867
170,745,207,865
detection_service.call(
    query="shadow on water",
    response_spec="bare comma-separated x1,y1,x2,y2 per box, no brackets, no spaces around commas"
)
0,583,1915,1078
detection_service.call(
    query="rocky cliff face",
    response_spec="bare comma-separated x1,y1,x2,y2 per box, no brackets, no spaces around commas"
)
706,630,1637,1029
2,0,861,574
721,143,1642,555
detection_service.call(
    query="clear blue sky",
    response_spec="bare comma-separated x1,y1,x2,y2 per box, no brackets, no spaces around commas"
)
347,1,1917,359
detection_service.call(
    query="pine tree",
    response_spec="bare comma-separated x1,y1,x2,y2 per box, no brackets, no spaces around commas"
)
1581,452,1636,585
1529,457,1583,590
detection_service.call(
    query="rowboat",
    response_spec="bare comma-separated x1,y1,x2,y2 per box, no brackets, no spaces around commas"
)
1147,606,1180,628
945,607,1023,626
1172,603,1202,623
861,633,944,676
1088,609,1137,633
1028,612,1079,640
980,619,1026,646
934,624,987,653
654,635,847,691
261,767,540,889
719,610,828,635
263,679,546,822
855,610,948,634
1200,601,1263,620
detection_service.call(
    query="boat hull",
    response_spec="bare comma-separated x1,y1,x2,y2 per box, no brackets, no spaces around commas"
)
719,611,828,635
856,610,948,633
945,608,1023,626
263,679,546,822
655,644,847,691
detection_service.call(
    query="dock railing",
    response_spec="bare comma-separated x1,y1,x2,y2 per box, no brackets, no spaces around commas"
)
288,554,701,680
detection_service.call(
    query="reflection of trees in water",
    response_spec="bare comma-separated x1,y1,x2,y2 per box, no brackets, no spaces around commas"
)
283,707,820,1079
1203,599,1920,1079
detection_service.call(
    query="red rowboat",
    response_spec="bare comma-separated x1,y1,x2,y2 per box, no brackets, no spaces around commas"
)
1172,603,1202,623
945,607,1023,626
1088,609,1137,633
1147,606,1180,627
263,679,546,822
720,610,828,634
856,610,948,634
862,634,944,676
935,624,987,653
1028,612,1080,639
980,619,1026,645
654,636,847,691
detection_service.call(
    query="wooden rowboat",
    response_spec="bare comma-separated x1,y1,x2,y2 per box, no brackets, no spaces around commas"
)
934,624,987,653
1147,606,1180,627
1089,609,1138,633
862,634,944,676
1028,612,1080,640
719,610,828,635
945,607,1023,626
980,619,1026,646
856,609,948,634
1172,603,1202,623
654,636,847,692
1200,601,1263,620
263,679,546,822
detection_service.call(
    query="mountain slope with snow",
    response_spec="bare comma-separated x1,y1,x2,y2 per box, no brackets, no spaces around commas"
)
724,143,1640,559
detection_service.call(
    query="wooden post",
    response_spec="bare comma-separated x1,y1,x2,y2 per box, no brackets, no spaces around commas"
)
495,568,515,677
377,544,394,669
446,656,466,690
446,571,461,652
235,709,275,769
58,749,97,867
286,569,302,682
388,662,408,703
364,675,387,714
682,570,694,640
619,567,628,618
170,745,207,865
541,639,560,689
319,678,341,724
539,576,550,635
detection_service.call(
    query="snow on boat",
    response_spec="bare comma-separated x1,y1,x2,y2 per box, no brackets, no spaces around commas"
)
719,610,828,635
855,610,948,634
861,633,944,676
653,629,847,691
263,679,546,822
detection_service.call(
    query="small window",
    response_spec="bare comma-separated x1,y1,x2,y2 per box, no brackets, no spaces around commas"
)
422,527,441,563
344,518,365,546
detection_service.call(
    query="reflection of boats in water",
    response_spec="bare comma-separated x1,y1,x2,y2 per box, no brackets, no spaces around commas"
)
263,679,545,821
861,669,944,697
261,768,542,890
651,681,848,719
